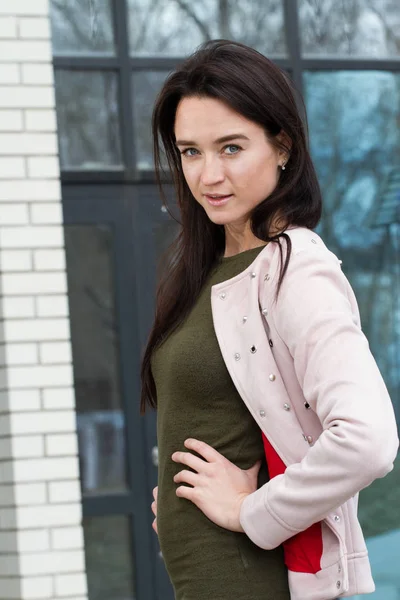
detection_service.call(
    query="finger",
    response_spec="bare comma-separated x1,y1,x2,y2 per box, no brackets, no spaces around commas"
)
173,469,199,487
176,485,197,502
152,518,158,534
152,486,158,501
183,438,223,463
171,451,209,473
151,501,157,517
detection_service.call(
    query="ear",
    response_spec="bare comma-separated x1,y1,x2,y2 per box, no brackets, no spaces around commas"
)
276,129,292,162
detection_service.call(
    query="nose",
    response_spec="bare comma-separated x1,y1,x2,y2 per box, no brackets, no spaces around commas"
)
200,156,225,187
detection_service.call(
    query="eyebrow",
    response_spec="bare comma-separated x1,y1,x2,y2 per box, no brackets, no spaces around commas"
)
175,133,250,146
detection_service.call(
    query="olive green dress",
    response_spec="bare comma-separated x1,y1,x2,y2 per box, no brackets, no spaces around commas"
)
151,246,290,600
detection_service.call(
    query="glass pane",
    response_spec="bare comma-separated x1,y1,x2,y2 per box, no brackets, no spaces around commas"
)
54,70,122,170
127,0,286,57
305,70,400,599
49,0,115,55
132,71,168,170
299,0,400,58
83,516,135,600
64,225,128,496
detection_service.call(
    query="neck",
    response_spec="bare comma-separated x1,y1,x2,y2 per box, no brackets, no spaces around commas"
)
223,224,266,257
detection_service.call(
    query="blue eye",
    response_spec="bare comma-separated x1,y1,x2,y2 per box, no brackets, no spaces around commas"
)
181,148,198,157
224,144,241,155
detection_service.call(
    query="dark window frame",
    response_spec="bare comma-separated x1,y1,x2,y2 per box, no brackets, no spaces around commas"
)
53,3,400,599
52,0,400,184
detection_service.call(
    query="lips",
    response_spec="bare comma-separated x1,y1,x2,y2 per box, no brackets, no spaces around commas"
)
204,194,232,206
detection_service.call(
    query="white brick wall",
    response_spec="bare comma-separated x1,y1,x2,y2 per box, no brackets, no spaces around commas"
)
0,2,87,599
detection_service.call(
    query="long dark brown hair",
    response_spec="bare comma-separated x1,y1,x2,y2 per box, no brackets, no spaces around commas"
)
140,39,322,413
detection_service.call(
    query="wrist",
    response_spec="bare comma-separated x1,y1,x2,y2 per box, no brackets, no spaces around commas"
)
233,493,250,533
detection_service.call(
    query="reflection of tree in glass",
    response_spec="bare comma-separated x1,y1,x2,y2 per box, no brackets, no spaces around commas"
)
127,0,286,57
306,70,400,543
299,0,400,57
84,516,135,600
132,72,168,170
50,0,115,54
55,71,122,169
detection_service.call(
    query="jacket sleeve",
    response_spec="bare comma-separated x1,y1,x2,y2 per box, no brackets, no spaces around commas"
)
239,245,399,550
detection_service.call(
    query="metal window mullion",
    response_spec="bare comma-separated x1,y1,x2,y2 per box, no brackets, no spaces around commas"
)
283,0,303,97
112,0,135,171
52,56,119,69
301,58,400,71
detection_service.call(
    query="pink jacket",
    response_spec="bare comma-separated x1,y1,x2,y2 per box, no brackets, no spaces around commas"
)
210,226,399,600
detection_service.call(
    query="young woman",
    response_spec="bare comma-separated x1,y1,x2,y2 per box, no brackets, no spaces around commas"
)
140,40,399,600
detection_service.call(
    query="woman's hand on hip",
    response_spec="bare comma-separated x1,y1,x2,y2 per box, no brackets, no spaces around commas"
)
172,438,261,532
151,486,158,534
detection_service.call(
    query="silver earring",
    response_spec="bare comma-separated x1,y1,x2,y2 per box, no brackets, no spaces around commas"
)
281,163,286,171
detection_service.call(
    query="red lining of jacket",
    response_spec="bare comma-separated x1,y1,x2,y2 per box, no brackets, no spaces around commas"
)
262,433,322,574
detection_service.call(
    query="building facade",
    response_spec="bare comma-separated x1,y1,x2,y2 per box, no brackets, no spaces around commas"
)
0,1,399,599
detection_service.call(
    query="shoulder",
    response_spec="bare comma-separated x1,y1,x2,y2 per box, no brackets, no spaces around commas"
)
259,226,350,313
279,226,337,258
266,226,342,277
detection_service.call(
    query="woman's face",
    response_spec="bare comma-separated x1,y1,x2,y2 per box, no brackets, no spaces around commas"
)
174,96,286,228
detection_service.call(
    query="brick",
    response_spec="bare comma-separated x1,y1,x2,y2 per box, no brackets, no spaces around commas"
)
1,342,38,366
12,436,44,459
20,576,53,599
0,225,64,248
12,435,44,459
4,364,73,388
40,342,71,366
9,411,76,435
49,480,80,503
0,110,23,131
31,202,63,224
10,456,79,483
0,63,20,83
0,16,17,38
3,272,67,295
22,63,53,85
0,440,12,461
0,86,54,108
0,415,10,436
45,432,77,456
34,249,66,271
0,531,18,551
0,157,25,178
13,503,82,529
0,577,20,599
2,296,35,319
36,296,69,318
0,435,44,462
0,40,51,62
0,133,57,155
1,389,41,411
55,573,87,597
27,156,59,179
25,108,56,131
0,203,29,225
0,483,14,504
19,17,51,40
17,528,50,552
41,387,75,410
0,180,61,201
0,1,49,16
0,555,19,576
0,249,31,271
4,319,70,343
0,505,17,527
51,526,83,550
20,550,85,576
14,482,46,504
